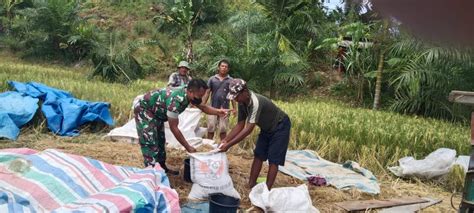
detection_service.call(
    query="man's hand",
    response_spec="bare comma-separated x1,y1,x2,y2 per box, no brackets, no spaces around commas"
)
219,139,228,148
217,109,230,118
218,143,230,152
186,146,197,153
231,109,237,116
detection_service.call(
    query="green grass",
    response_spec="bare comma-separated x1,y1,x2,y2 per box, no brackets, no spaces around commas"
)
278,100,469,174
0,57,470,176
0,60,164,125
133,20,153,36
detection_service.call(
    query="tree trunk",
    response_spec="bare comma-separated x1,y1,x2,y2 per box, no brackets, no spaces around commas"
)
6,7,12,34
357,74,364,104
373,20,389,110
186,36,193,63
246,26,250,55
186,7,201,63
373,49,385,109
270,80,276,98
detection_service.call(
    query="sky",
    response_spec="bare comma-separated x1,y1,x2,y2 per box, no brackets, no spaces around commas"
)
322,0,371,14
323,0,344,11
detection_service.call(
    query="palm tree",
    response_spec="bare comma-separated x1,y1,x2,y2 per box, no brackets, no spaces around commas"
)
372,19,389,110
255,0,322,96
228,7,267,56
386,38,474,119
1,0,27,33
90,32,165,83
343,0,372,23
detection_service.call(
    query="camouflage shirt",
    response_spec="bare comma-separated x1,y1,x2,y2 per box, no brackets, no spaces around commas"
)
168,72,192,88
137,86,189,121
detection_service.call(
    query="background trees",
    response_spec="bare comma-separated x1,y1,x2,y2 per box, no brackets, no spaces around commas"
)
1,0,473,121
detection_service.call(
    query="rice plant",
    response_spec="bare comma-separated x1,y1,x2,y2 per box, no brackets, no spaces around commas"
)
0,58,469,175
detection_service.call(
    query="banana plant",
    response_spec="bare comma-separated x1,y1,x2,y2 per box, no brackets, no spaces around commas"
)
1,0,24,32
154,0,211,63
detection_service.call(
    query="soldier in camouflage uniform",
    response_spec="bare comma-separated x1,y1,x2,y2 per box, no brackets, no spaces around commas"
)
134,79,228,174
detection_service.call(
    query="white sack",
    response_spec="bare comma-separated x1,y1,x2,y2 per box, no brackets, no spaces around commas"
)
249,183,319,213
188,152,240,200
455,155,470,173
164,108,203,148
105,107,209,148
389,148,457,179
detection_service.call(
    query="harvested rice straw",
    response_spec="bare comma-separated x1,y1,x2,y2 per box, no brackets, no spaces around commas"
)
195,144,215,152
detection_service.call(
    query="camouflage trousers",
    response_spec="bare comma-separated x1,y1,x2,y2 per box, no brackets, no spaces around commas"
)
134,106,166,168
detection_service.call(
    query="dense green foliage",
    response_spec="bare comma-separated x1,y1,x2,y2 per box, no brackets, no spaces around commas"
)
1,0,474,120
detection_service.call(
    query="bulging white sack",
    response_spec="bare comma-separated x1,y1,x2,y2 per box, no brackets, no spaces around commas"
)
188,152,240,200
249,183,319,213
389,148,457,179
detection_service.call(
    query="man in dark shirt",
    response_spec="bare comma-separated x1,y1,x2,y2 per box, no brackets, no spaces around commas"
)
219,79,291,190
203,59,237,141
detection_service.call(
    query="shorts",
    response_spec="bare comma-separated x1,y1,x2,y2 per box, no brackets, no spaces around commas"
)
207,115,229,133
254,116,291,166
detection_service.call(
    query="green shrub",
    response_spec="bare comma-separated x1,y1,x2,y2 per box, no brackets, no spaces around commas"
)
133,21,150,36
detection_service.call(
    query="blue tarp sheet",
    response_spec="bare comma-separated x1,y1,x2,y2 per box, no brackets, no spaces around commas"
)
0,92,39,140
0,81,114,139
181,201,209,213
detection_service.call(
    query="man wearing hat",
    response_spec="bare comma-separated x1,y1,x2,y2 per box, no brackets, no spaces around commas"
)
218,79,291,190
168,61,192,90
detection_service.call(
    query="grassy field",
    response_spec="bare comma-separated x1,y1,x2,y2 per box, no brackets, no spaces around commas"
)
0,55,164,125
0,56,470,177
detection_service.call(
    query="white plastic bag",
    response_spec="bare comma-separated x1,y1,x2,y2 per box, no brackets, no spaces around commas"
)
249,183,319,213
389,148,457,179
164,108,203,148
455,155,470,173
105,107,208,147
188,152,240,200
104,119,139,144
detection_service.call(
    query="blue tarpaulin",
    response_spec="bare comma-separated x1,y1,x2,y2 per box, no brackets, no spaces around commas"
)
181,201,209,213
0,92,39,140
2,81,114,138
9,81,72,100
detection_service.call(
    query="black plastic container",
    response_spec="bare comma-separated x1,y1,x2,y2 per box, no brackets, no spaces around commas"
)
209,193,240,213
183,158,192,183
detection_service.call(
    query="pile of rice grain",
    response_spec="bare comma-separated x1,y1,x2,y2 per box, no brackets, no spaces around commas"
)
195,144,215,152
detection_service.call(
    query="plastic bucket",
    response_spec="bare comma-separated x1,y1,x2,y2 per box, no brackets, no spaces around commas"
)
209,193,240,213
183,158,192,183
